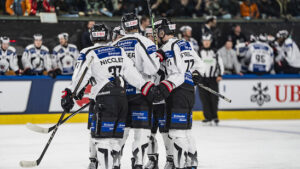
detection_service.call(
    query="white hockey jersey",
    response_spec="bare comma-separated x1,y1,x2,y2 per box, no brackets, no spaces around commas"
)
279,38,300,68
160,38,205,88
69,43,147,100
245,41,274,72
52,44,79,75
187,37,199,53
200,48,224,78
22,44,51,72
112,32,160,95
0,46,19,73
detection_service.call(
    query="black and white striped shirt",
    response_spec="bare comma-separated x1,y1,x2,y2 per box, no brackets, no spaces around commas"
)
199,48,224,78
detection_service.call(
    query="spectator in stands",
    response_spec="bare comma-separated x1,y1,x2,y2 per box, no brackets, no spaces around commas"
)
81,20,95,48
257,0,280,18
179,25,200,53
1,0,7,14
217,36,242,75
29,0,55,15
240,0,260,19
169,0,194,17
219,0,240,19
275,30,300,74
139,16,150,35
230,24,247,48
6,0,30,16
192,0,205,17
0,36,20,75
288,0,300,18
204,0,226,17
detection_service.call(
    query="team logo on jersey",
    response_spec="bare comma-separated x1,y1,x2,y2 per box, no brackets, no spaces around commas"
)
250,82,271,106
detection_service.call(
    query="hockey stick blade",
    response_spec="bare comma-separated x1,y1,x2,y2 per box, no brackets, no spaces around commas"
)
19,160,38,168
26,123,49,134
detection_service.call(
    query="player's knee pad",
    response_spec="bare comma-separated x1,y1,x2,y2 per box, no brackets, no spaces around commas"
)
89,137,97,159
169,130,189,168
95,139,113,169
132,128,151,165
147,133,158,154
161,132,171,156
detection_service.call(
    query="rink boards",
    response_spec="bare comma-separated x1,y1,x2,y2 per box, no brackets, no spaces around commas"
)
0,75,300,124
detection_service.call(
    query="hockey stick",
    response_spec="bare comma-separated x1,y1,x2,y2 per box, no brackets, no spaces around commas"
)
198,83,232,103
26,102,90,134
146,0,158,47
20,56,94,168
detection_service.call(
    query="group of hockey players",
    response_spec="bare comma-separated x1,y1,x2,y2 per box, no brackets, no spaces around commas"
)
60,13,206,169
0,33,79,77
233,30,300,75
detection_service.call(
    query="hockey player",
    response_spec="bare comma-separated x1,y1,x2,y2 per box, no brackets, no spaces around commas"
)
50,33,79,78
60,24,159,169
179,25,200,53
111,26,126,42
21,34,51,75
0,36,19,75
112,13,161,169
244,34,274,75
275,30,300,74
198,33,224,125
155,18,205,169
143,25,170,169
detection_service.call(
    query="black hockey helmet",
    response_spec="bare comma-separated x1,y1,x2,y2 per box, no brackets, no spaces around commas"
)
89,23,109,42
111,26,125,41
121,13,139,31
155,18,176,35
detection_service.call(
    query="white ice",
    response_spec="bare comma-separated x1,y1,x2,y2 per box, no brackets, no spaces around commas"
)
1,120,300,169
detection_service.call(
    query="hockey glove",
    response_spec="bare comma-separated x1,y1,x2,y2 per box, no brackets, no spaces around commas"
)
141,81,160,102
192,70,203,85
157,80,173,100
74,86,86,100
156,49,166,62
61,88,74,112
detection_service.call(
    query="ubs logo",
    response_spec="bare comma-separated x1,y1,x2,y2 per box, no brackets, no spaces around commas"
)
251,82,271,106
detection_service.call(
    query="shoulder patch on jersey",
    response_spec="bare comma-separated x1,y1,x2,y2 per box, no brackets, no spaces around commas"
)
94,46,122,59
116,39,138,51
6,50,13,55
29,48,36,54
165,50,175,58
253,44,269,51
78,53,86,60
69,47,76,52
284,43,293,48
176,40,192,51
58,48,64,54
146,45,157,55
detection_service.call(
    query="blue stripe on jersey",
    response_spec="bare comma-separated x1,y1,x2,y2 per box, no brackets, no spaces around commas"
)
238,47,248,53
69,47,76,52
116,39,138,51
165,50,175,58
78,53,86,60
146,45,157,55
58,48,64,54
6,50,13,55
94,47,122,59
253,44,269,51
176,40,192,51
29,48,36,54
285,43,293,48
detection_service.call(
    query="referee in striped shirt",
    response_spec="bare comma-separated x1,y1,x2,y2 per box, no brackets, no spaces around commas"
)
198,33,224,125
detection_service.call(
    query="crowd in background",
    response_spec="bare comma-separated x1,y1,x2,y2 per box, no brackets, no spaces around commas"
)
0,0,300,19
1,16,300,77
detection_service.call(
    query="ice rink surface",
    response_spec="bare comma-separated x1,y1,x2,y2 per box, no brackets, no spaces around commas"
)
1,120,300,169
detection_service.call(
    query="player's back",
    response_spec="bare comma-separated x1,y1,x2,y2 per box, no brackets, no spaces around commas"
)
247,41,273,72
